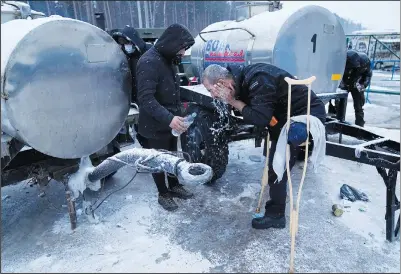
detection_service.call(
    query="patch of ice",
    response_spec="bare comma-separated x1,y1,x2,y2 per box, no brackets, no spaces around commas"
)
67,157,101,199
51,218,72,235
369,85,399,92
217,183,260,207
364,126,400,142
363,103,380,109
373,72,400,80
27,254,54,273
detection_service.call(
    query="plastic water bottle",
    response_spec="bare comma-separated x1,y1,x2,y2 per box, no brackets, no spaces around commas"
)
172,113,197,137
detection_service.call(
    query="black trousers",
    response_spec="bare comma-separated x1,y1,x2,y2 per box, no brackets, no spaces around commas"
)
328,87,365,127
263,140,302,207
349,87,365,127
138,134,180,194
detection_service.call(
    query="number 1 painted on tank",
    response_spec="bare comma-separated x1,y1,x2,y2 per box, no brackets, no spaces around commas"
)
311,34,317,53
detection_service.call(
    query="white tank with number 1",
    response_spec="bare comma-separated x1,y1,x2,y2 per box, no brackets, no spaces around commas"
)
191,5,347,94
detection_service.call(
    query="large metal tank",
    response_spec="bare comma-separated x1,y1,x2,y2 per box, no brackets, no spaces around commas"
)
1,16,131,159
191,5,347,94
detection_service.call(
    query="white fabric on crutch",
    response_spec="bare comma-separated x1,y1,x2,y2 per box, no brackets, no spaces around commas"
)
273,115,326,181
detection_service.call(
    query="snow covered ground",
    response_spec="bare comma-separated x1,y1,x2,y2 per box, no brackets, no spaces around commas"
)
347,70,400,132
1,71,400,273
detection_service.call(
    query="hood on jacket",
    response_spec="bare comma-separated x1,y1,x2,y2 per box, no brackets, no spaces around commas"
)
112,25,148,54
226,64,245,95
346,50,361,69
358,52,370,68
154,24,195,61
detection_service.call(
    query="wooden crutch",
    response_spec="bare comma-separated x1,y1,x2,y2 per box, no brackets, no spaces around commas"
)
283,76,316,273
253,132,270,218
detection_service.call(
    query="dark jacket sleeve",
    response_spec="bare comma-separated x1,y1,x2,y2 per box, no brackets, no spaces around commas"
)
241,75,276,127
136,59,175,126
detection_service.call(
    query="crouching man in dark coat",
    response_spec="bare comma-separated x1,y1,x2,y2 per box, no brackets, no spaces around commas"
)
136,24,195,211
339,50,372,127
202,63,326,229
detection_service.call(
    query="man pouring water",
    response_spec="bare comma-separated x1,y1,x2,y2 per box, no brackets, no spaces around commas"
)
136,24,195,212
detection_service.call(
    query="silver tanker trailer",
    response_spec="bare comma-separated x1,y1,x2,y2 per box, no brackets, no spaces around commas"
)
1,9,132,189
190,4,347,95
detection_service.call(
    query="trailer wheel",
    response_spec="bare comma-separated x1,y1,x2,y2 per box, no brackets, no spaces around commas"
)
181,107,229,183
375,62,383,70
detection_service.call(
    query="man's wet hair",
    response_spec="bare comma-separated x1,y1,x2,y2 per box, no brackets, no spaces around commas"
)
202,64,233,85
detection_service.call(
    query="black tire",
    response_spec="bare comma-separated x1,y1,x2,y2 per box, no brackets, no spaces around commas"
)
181,106,229,183
375,62,383,70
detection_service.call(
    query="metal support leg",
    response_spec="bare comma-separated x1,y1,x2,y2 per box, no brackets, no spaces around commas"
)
376,167,400,242
336,97,347,144
255,136,262,148
395,215,400,239
66,190,77,230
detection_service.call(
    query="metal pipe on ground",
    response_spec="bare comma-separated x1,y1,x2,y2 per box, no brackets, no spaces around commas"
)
87,148,213,185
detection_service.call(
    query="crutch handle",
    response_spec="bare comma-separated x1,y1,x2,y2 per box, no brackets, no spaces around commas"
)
284,76,316,85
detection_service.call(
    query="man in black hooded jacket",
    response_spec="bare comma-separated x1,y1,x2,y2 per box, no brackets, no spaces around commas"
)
202,63,326,230
328,50,372,127
339,50,372,127
112,26,152,103
136,24,195,212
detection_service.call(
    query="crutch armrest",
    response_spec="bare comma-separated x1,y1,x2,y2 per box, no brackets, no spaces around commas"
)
284,76,316,85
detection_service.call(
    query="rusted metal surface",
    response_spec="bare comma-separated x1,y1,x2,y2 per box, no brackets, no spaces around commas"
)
66,190,77,230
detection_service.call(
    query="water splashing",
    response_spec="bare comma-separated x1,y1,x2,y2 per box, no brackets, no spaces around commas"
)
210,99,231,144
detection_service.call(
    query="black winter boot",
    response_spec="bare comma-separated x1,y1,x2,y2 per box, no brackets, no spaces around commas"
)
158,193,178,211
252,200,286,229
355,118,365,127
169,185,194,200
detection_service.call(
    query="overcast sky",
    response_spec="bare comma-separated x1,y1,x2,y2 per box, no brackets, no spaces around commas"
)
281,1,400,32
